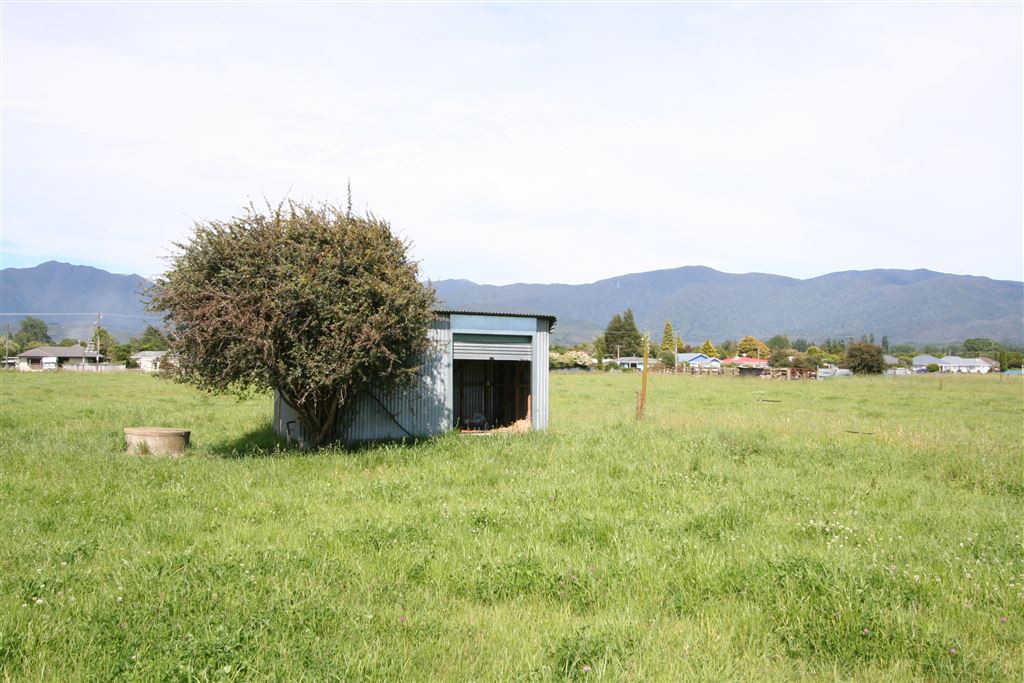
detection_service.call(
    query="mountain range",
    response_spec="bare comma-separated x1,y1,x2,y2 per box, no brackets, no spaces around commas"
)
2,261,1021,345
437,266,1024,345
0,261,159,342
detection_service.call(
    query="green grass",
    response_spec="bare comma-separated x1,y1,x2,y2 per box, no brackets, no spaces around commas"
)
1,370,1021,681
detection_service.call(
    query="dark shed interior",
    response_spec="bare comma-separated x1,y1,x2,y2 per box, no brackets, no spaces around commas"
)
453,359,531,430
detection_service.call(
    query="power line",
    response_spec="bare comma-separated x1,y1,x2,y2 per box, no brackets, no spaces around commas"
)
0,313,155,317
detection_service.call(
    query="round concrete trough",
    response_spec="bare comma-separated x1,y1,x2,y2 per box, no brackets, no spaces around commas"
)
124,427,191,456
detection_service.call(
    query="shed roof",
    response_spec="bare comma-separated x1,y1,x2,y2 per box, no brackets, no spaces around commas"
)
941,356,987,367
131,350,168,359
677,353,718,363
17,345,101,360
434,307,557,330
912,354,941,365
434,307,556,321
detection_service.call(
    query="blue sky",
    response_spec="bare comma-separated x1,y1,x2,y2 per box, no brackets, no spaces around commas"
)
2,2,1021,284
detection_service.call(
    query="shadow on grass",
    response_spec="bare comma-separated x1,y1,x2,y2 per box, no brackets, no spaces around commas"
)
205,421,448,460
206,422,303,458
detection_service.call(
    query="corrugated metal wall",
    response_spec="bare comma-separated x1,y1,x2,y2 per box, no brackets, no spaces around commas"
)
531,318,550,430
452,333,532,361
273,316,452,446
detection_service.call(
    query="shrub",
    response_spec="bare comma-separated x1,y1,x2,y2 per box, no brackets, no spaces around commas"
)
149,199,435,447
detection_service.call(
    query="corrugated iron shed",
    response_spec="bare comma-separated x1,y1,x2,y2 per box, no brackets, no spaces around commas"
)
274,309,554,446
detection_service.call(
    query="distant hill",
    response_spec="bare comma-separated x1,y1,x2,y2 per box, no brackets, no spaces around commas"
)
0,261,158,342
434,266,1024,345
3,261,1021,346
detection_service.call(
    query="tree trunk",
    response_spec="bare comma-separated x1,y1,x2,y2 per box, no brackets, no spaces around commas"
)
279,386,350,449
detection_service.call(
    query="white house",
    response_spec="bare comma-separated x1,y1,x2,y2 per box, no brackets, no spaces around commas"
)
675,352,722,371
912,354,942,371
131,350,169,373
17,345,102,371
937,356,991,374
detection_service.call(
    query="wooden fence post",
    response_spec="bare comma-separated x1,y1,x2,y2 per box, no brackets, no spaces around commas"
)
636,335,649,420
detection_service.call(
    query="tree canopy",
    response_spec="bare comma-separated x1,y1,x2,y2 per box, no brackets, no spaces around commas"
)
737,335,769,359
660,321,675,355
131,325,169,351
13,316,51,350
843,342,885,374
593,335,606,366
603,308,643,357
149,199,436,447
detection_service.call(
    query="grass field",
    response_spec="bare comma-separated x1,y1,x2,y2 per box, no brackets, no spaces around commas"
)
1,370,1021,681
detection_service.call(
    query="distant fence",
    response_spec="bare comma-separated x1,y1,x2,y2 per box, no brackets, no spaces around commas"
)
63,363,127,373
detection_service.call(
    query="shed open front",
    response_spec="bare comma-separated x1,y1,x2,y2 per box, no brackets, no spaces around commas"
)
451,333,532,430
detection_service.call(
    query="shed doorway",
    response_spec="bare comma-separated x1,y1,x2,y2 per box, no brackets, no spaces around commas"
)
453,359,531,430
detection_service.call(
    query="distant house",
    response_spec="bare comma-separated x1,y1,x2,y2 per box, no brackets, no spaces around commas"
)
818,364,853,379
17,345,102,371
912,354,941,371
722,356,769,367
938,356,991,374
131,350,169,373
676,352,722,371
615,356,646,369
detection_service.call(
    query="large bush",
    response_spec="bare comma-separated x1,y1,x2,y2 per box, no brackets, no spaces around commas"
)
150,200,436,447
843,342,885,374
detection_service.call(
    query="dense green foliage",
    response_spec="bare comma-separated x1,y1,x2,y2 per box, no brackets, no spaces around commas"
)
11,316,51,352
697,339,717,357
659,322,675,356
602,309,643,358
737,335,769,359
150,200,435,447
2,372,1021,680
844,343,886,374
17,317,51,345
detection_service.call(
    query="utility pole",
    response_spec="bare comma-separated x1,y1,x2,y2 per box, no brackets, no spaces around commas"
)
93,313,103,368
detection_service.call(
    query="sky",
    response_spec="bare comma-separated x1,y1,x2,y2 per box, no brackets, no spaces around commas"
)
2,1,1022,285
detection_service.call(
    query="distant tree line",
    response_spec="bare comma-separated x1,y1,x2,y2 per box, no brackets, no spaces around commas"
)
578,314,1024,373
